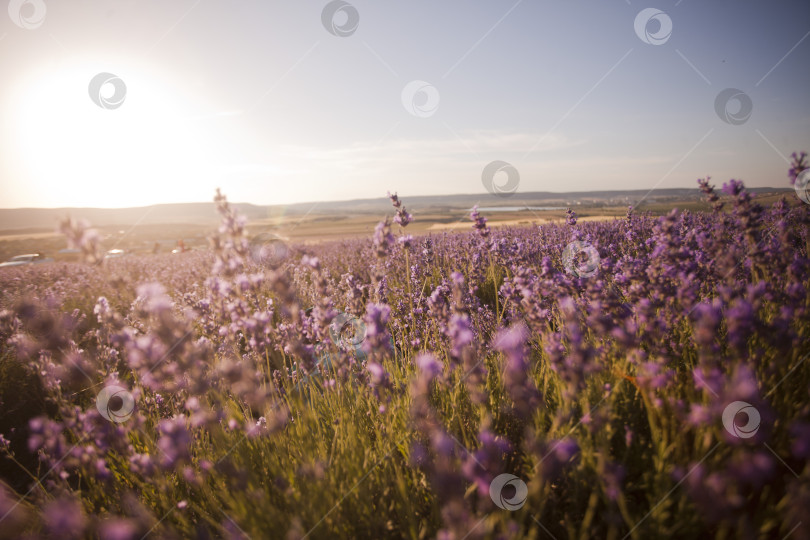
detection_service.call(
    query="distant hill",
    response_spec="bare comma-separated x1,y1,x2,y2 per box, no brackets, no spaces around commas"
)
0,188,793,232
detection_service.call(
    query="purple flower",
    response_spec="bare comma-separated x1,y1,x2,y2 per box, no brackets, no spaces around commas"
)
373,219,395,258
388,191,413,227
790,421,810,459
98,518,139,540
636,361,674,390
416,352,443,380
537,437,579,481
366,361,392,396
493,324,540,419
431,430,456,457
448,314,474,360
697,177,724,212
566,207,578,226
361,303,394,361
58,217,102,264
461,429,512,497
136,282,173,315
788,151,808,185
470,205,490,238
43,496,88,539
157,416,191,469
728,451,774,487
129,452,156,476
721,179,745,197
602,462,626,501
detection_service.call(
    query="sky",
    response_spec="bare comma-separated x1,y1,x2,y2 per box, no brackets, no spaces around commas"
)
1,0,809,208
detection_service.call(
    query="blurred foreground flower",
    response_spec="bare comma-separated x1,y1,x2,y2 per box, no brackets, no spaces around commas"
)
58,217,102,264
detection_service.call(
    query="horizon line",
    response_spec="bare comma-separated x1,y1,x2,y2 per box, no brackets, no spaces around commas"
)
0,186,793,212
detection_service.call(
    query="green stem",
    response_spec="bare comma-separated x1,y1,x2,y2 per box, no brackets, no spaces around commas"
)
487,250,500,325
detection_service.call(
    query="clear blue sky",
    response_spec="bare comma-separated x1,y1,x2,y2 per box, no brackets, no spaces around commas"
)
1,0,808,208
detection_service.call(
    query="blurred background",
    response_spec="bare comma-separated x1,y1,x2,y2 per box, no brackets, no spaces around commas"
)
1,0,808,209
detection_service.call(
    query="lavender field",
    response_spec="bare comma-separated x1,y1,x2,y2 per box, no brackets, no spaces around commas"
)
0,158,809,539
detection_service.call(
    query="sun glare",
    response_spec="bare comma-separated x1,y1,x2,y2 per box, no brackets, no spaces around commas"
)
8,62,218,208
